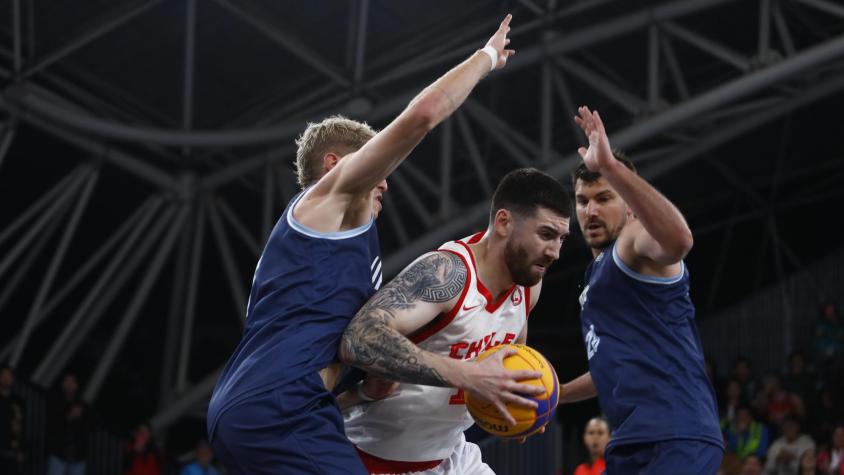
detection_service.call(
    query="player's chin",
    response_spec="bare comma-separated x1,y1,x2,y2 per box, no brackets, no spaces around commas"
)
517,270,543,287
585,236,609,250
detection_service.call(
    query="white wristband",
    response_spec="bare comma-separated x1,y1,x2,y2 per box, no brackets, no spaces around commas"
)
357,382,376,402
480,45,498,72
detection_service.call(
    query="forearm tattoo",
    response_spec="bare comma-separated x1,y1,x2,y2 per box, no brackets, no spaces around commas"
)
340,252,467,387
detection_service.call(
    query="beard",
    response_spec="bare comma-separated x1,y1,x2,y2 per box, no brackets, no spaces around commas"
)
504,238,545,287
584,215,627,250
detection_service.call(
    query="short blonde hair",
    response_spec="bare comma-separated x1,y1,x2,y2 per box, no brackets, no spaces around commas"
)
294,115,377,189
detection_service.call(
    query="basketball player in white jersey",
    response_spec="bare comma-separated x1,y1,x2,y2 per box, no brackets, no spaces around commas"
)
340,168,572,474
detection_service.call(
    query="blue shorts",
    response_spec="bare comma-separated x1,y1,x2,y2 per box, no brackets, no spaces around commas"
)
606,440,723,475
210,374,367,475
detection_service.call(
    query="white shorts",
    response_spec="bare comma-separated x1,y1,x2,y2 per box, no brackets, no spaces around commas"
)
380,434,494,475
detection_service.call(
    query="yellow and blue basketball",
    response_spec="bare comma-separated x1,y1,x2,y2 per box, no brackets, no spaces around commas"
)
464,344,559,439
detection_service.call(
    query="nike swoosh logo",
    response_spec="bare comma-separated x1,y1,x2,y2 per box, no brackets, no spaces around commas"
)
462,303,482,311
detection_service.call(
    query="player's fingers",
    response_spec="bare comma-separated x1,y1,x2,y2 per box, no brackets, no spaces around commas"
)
502,392,538,409
501,13,512,28
508,381,545,395
495,401,517,426
507,369,542,381
593,110,605,131
504,49,515,57
578,147,588,158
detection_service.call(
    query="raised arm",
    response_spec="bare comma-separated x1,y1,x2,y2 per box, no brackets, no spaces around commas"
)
321,14,516,198
575,106,693,266
339,251,543,425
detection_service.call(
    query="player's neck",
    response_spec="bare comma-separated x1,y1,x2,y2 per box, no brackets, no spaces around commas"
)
469,238,515,300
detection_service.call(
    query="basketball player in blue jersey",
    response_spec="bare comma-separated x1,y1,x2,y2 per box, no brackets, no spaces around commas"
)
558,106,723,474
206,15,538,475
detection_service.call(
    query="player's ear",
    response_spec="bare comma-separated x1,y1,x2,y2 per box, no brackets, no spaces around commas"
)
323,152,341,173
493,209,512,237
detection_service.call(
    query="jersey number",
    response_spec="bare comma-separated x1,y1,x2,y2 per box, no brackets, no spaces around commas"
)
448,388,465,405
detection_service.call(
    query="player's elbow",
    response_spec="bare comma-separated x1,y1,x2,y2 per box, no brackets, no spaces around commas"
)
338,330,358,365
677,229,694,256
666,229,694,261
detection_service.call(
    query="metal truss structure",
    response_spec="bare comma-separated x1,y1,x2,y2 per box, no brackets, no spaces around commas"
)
1,0,843,432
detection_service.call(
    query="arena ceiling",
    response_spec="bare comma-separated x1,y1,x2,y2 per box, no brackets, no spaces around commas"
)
1,0,843,432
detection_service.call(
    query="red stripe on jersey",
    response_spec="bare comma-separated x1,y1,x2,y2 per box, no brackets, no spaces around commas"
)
455,240,516,313
466,231,485,244
525,285,532,318
408,250,471,344
356,447,443,474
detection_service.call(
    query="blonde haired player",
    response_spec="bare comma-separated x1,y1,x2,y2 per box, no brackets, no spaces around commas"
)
208,15,523,475
340,168,572,474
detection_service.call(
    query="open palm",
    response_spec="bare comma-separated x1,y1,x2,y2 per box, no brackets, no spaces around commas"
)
575,106,614,172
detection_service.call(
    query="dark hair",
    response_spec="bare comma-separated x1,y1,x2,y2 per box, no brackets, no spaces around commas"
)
570,150,636,189
490,168,572,223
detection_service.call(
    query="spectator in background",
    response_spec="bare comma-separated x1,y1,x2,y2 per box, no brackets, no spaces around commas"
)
725,406,770,461
742,454,765,475
765,416,815,475
813,303,844,380
46,373,91,475
179,440,219,475
573,417,610,475
0,365,25,475
783,351,816,409
722,379,748,429
818,425,844,475
756,373,805,431
734,357,760,404
809,387,843,441
123,423,163,475
798,447,821,475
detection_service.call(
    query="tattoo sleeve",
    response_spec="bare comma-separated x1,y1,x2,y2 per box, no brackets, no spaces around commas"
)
340,252,467,387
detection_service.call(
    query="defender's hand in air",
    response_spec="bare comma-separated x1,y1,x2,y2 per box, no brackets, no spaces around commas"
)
485,14,516,70
575,106,614,173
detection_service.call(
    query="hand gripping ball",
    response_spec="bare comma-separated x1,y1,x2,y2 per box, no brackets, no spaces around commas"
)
465,344,559,439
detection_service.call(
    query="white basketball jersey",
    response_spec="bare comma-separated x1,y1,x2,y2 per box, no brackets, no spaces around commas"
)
344,232,531,463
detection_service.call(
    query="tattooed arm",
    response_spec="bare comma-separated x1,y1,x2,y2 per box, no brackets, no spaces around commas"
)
340,251,544,423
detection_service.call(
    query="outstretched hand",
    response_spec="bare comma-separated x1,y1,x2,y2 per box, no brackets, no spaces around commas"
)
485,14,516,70
574,106,614,173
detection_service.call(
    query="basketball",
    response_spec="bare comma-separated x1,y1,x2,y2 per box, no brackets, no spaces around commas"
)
465,344,559,439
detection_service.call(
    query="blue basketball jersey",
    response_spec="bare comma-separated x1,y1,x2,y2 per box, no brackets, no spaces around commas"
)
578,242,722,450
207,190,382,438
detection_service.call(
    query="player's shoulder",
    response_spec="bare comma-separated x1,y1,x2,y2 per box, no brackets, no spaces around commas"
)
400,250,468,280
